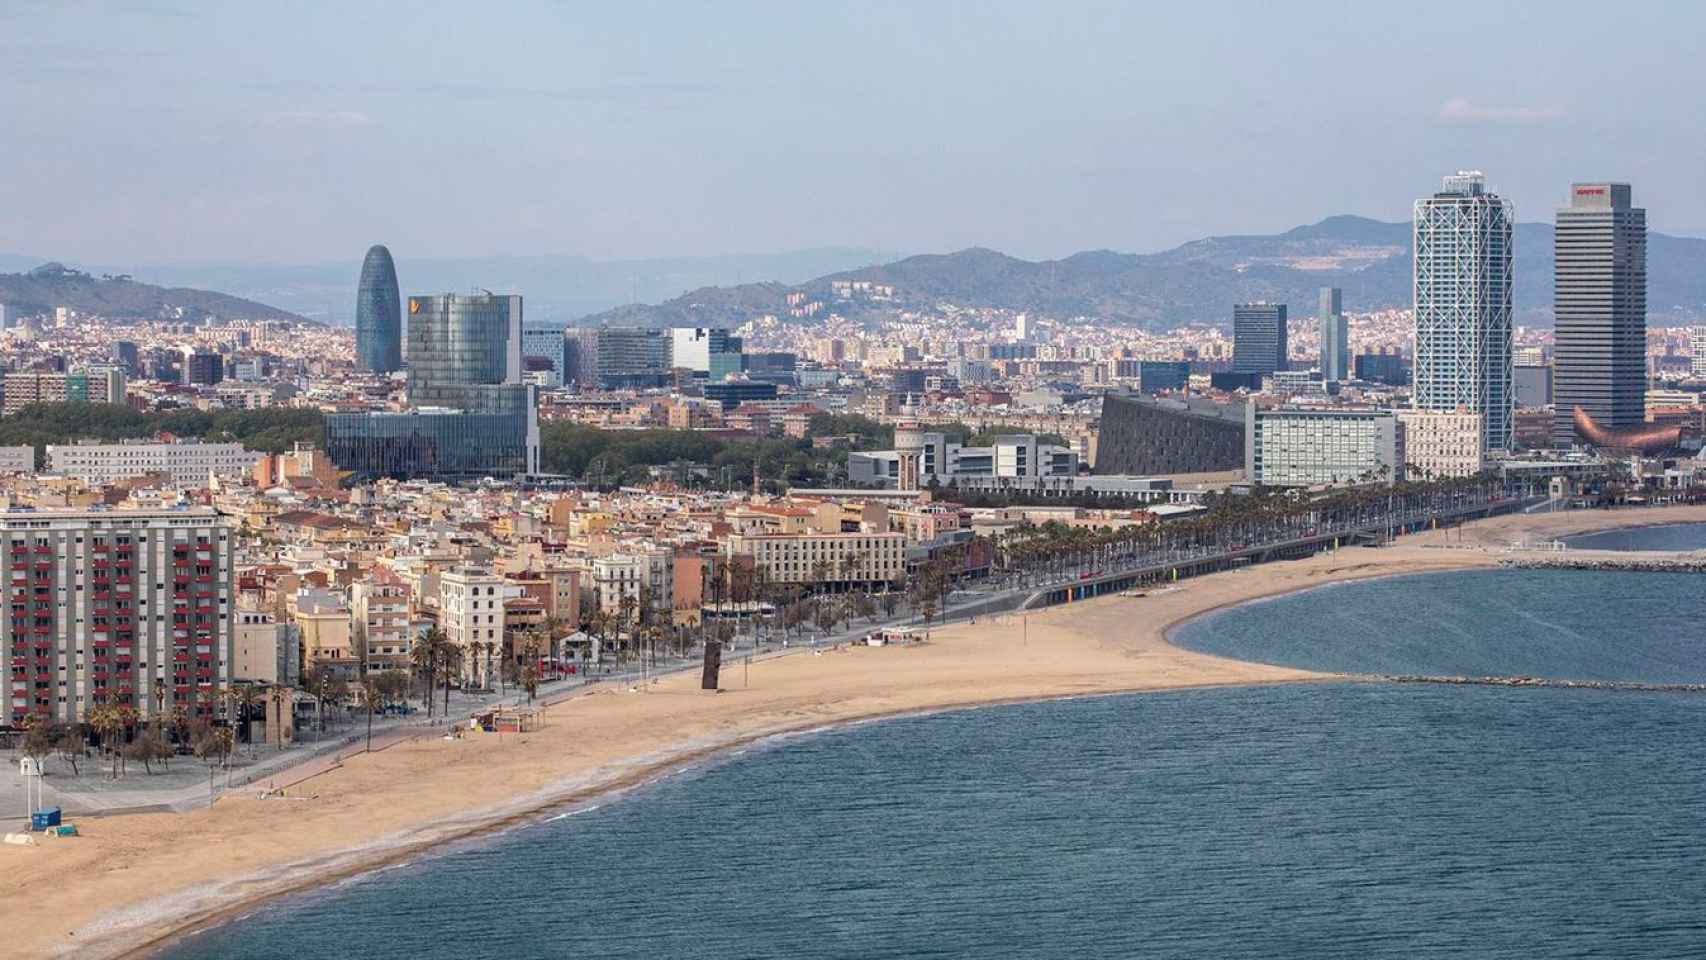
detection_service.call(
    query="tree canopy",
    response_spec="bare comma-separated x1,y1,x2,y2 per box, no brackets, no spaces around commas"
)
0,402,323,458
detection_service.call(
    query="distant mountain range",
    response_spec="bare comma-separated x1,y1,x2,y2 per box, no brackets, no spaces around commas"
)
0,248,898,328
0,262,309,324
581,216,1706,330
9,217,1704,332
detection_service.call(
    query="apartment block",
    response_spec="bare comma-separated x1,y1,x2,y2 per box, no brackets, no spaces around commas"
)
722,531,907,589
47,439,261,488
1396,409,1486,479
2,508,234,724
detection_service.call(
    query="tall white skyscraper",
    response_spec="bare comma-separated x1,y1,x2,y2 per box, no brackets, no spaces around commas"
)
1412,171,1514,452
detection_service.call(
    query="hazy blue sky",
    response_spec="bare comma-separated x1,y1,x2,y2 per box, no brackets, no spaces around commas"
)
2,0,1701,266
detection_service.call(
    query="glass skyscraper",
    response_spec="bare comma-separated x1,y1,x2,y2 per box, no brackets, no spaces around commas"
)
1319,287,1349,382
405,293,523,408
330,291,537,479
1232,303,1288,375
520,326,567,387
1553,182,1646,444
355,245,402,374
1412,171,1513,452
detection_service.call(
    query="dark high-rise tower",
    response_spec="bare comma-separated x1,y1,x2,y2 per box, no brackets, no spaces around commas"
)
356,245,402,374
1553,183,1645,445
1232,303,1288,375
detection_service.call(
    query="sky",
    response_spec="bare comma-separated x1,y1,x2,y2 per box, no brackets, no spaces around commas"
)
2,0,1703,267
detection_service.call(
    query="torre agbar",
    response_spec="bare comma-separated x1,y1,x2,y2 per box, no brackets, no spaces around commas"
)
2,509,235,725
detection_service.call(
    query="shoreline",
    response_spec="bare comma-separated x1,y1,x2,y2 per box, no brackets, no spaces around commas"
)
13,504,1706,960
133,673,1343,960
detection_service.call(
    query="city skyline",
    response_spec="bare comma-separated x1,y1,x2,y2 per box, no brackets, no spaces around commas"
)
4,3,1705,266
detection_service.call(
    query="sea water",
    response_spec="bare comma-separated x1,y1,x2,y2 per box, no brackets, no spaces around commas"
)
162,569,1706,960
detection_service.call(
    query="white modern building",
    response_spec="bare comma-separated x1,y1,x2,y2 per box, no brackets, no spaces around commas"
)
0,446,33,474
1412,170,1514,452
1246,404,1404,487
590,548,673,620
1396,409,1486,479
46,439,261,488
439,567,506,685
847,427,1079,491
667,327,734,373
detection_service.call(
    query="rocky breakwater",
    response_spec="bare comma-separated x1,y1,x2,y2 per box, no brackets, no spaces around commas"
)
1382,674,1706,694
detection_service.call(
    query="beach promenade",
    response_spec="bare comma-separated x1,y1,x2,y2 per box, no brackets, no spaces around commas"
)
6,504,1706,960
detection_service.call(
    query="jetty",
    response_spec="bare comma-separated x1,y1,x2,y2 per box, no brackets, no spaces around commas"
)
1376,674,1706,694
1501,546,1706,573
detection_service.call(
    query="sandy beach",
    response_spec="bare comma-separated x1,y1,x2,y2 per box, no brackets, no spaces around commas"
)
7,504,1706,960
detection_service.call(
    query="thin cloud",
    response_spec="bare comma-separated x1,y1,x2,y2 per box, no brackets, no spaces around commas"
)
1437,97,1564,125
262,110,373,129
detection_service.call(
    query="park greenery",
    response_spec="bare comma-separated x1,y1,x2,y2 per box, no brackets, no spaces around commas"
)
0,402,324,459
0,402,1065,490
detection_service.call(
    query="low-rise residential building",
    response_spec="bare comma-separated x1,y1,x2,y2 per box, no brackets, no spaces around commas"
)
293,588,355,678
46,438,260,488
590,548,672,619
0,446,34,474
233,608,300,685
722,531,906,590
352,575,412,670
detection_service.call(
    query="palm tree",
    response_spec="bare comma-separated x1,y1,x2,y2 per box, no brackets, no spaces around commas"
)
222,684,260,754
87,703,134,780
357,676,381,752
617,592,639,664
411,627,449,719
517,632,544,703
298,665,327,737
267,684,290,747
437,638,460,717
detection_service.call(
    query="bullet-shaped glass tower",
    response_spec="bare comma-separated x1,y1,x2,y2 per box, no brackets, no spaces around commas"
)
356,244,402,373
